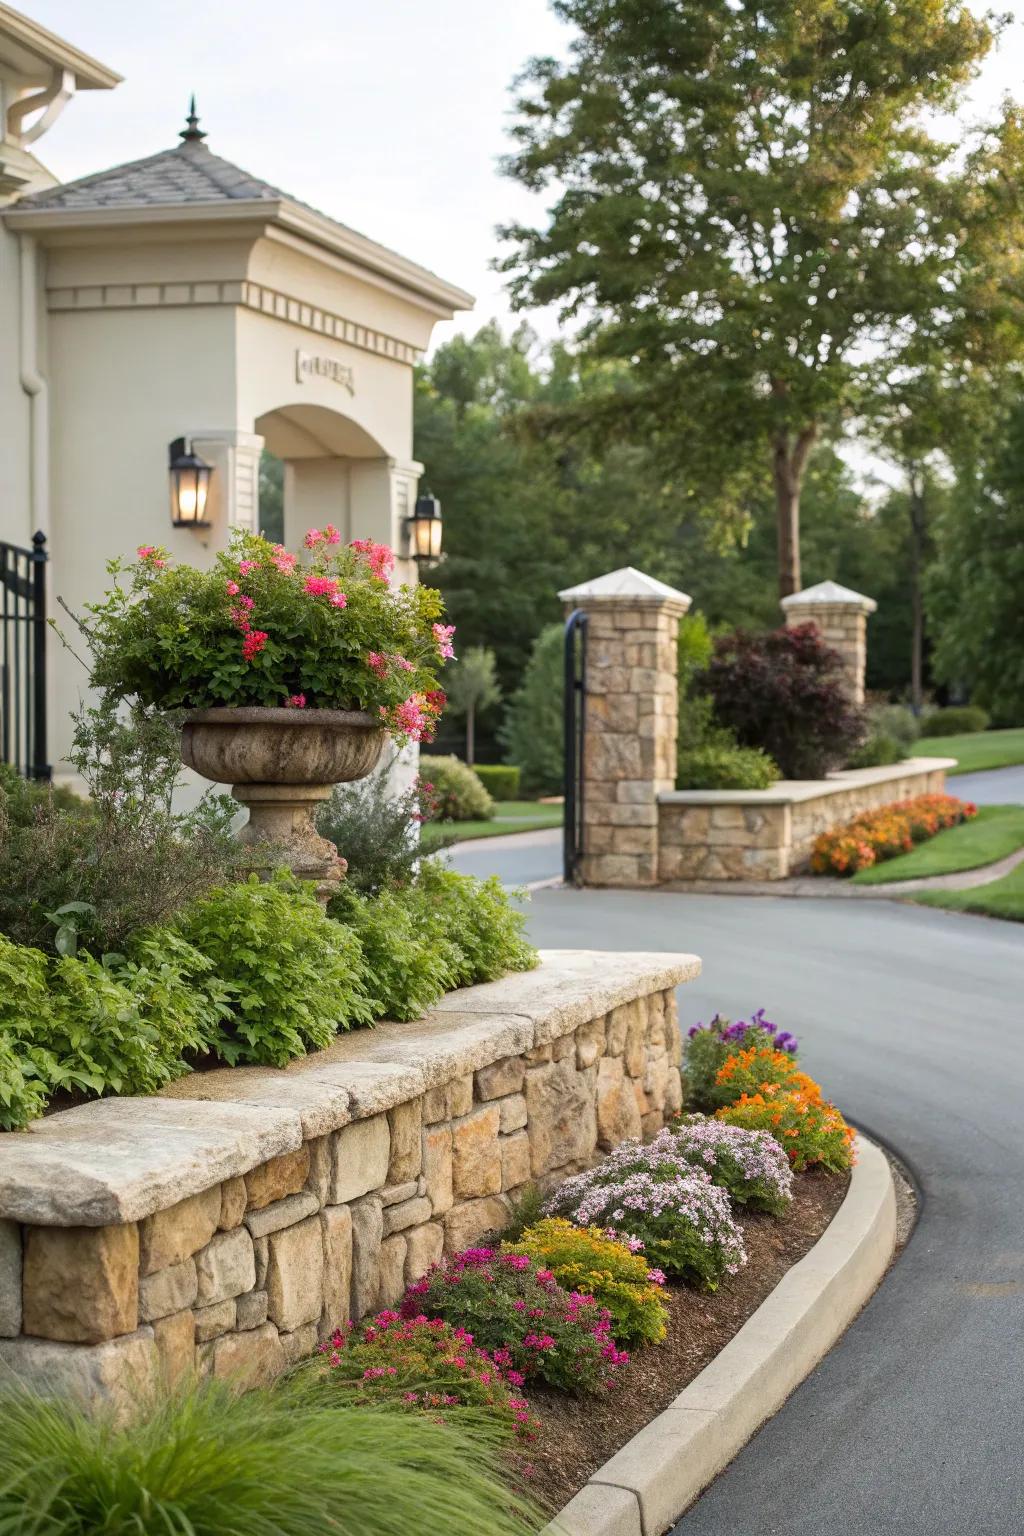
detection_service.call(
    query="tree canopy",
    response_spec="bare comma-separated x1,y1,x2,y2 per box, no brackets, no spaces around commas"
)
499,0,1009,597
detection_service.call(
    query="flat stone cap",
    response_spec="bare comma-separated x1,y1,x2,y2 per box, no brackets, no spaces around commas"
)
781,580,877,614
559,566,692,609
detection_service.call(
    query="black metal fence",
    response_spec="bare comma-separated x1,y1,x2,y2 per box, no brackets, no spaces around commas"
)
562,608,588,885
1,531,50,780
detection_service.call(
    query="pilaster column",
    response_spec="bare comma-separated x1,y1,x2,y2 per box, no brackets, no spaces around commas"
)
780,580,877,705
559,567,691,887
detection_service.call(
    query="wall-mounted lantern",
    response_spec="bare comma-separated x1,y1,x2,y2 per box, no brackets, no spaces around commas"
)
169,437,213,527
407,491,443,562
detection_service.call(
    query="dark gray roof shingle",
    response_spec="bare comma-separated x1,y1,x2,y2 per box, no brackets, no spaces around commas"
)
17,139,322,216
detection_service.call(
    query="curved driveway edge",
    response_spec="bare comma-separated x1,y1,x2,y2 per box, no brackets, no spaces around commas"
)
546,1135,896,1536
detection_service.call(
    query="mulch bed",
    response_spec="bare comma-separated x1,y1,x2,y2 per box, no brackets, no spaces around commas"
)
524,1169,850,1514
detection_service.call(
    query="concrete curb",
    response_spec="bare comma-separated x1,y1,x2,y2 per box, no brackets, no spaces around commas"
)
545,1135,897,1536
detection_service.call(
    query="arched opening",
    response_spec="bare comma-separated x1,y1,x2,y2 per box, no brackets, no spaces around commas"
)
253,403,393,554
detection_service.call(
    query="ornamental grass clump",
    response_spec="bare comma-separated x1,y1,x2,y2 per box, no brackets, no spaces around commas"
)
684,1008,799,1112
401,1248,629,1393
811,793,976,876
85,529,453,742
664,1118,795,1216
0,1377,541,1536
546,1141,747,1292
708,1046,823,1111
301,1311,538,1442
717,1087,856,1174
504,1218,669,1348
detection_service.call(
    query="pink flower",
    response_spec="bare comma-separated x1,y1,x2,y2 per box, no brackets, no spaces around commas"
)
304,575,339,597
271,549,297,573
647,1268,666,1286
367,651,388,679
329,591,347,608
304,528,324,548
506,1369,526,1387
433,622,456,661
284,693,306,709
238,594,254,611
394,695,429,741
238,560,259,576
323,523,341,545
225,579,240,597
136,544,167,568
242,629,269,661
394,655,414,672
351,538,395,581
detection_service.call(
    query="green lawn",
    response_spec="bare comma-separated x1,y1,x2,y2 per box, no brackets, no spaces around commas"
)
851,805,1024,885
914,862,1024,923
918,726,1024,775
420,800,563,851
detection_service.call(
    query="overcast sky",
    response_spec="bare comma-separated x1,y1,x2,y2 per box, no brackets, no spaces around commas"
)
23,0,1024,360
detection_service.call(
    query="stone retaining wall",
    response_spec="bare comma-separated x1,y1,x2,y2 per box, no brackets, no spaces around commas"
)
0,950,699,1410
658,758,955,881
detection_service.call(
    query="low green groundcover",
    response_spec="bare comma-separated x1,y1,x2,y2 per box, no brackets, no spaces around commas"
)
917,727,1024,776
914,861,1024,923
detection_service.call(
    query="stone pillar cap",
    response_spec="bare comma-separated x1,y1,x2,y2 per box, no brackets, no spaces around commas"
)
558,566,692,610
781,579,877,615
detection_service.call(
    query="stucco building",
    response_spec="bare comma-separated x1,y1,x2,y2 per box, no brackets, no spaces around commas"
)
0,4,471,783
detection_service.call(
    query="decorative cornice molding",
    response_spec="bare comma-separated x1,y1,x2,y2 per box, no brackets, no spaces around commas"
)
44,277,421,365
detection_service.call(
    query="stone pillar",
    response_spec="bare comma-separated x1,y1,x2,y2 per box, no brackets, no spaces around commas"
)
780,580,877,705
559,567,691,887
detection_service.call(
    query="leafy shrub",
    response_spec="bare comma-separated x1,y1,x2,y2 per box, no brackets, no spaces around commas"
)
502,1182,547,1243
304,1312,538,1440
702,623,865,778
847,732,906,768
473,764,522,799
676,742,779,790
0,939,52,1130
85,531,450,742
716,1088,856,1173
0,764,88,825
505,1218,668,1347
811,793,977,876
0,1378,540,1536
329,884,455,1023
402,1248,629,1392
709,1046,824,1111
0,699,241,957
500,623,563,794
546,1141,747,1291
318,765,448,895
919,704,990,736
684,1010,799,1112
664,1118,795,1215
871,704,921,747
403,861,537,988
176,875,376,1065
419,755,494,821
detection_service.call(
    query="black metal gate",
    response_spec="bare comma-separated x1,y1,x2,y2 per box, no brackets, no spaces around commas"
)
1,532,50,781
563,607,588,885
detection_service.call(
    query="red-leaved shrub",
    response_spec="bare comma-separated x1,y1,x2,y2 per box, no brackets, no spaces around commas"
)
701,624,864,779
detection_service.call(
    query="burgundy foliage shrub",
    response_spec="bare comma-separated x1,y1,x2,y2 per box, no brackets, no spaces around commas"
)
701,624,864,779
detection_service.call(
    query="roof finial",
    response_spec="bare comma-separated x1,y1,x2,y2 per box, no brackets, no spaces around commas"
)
179,95,207,144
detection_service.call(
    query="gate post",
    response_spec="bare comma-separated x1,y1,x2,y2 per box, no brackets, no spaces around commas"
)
559,567,691,887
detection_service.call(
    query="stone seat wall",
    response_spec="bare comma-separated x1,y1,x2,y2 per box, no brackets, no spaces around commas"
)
0,949,699,1411
658,757,956,881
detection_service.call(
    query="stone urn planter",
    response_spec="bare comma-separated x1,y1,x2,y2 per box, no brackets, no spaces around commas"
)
181,707,386,901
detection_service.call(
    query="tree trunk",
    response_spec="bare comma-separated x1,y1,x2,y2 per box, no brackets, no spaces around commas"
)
908,468,927,715
466,703,475,767
772,426,817,601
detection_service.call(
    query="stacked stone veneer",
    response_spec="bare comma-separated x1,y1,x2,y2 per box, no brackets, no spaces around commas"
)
0,950,698,1410
559,568,692,887
780,581,878,706
658,759,954,881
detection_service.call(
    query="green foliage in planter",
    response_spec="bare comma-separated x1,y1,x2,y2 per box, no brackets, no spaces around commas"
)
0,1378,540,1536
499,622,564,794
318,766,452,895
919,704,990,736
0,938,52,1130
175,875,377,1067
847,703,919,768
406,861,538,987
329,885,454,1023
676,742,779,790
85,530,450,740
0,699,241,957
473,763,522,800
419,755,494,822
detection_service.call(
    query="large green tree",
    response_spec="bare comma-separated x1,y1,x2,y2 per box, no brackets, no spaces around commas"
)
499,0,998,598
